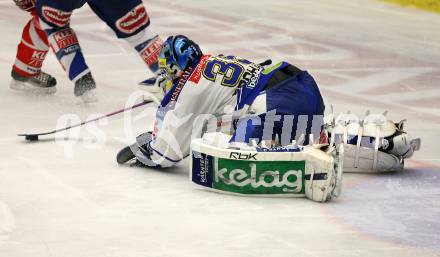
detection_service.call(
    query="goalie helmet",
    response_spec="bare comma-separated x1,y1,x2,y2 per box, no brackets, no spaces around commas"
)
158,35,202,79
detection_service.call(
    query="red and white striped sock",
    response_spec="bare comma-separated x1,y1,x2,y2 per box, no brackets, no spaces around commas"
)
13,15,49,78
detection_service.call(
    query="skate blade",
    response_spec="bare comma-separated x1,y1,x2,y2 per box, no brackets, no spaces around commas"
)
80,89,98,103
10,80,57,94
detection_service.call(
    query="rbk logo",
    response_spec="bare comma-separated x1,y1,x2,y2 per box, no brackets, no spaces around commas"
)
229,152,258,160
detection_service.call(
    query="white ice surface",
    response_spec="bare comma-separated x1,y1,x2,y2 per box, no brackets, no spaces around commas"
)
1,0,440,256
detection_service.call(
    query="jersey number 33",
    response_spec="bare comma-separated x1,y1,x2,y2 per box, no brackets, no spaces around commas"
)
202,56,254,87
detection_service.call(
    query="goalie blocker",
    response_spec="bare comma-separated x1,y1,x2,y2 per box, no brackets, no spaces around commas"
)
190,133,343,203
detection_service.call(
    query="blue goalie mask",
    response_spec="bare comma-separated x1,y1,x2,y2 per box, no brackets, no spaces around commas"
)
158,35,202,78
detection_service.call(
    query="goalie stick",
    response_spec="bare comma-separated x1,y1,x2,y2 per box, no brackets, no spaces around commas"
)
18,100,154,141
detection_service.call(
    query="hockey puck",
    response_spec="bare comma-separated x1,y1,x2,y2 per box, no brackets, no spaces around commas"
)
25,135,39,141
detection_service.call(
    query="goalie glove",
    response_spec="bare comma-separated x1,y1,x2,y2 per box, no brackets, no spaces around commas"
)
139,73,173,102
116,132,161,168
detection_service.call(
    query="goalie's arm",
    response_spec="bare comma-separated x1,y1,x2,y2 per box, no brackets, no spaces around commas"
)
148,108,196,167
148,86,216,167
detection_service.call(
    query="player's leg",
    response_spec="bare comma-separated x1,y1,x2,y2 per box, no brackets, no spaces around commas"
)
232,64,325,146
36,0,97,102
87,0,163,73
11,5,56,93
267,66,325,145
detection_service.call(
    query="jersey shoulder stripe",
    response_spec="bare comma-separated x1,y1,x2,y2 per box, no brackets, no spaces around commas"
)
160,66,195,107
189,54,212,84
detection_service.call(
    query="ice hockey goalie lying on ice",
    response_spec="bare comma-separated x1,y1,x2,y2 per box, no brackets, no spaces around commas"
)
116,35,420,200
117,35,328,166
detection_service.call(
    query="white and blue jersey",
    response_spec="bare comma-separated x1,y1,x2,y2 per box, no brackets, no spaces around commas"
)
149,54,325,167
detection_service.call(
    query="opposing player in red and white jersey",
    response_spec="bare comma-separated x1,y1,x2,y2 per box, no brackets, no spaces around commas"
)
11,0,163,102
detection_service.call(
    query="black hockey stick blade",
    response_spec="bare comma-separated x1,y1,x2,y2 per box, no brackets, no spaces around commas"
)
23,134,40,141
19,130,57,141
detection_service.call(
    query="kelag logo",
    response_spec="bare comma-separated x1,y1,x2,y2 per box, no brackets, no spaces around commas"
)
213,159,305,195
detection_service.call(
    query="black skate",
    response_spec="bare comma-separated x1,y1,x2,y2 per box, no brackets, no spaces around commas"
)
10,69,57,94
74,72,98,103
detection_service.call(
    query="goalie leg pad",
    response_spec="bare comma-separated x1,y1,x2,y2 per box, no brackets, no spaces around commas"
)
325,112,421,172
190,132,342,202
305,144,343,202
342,144,402,172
